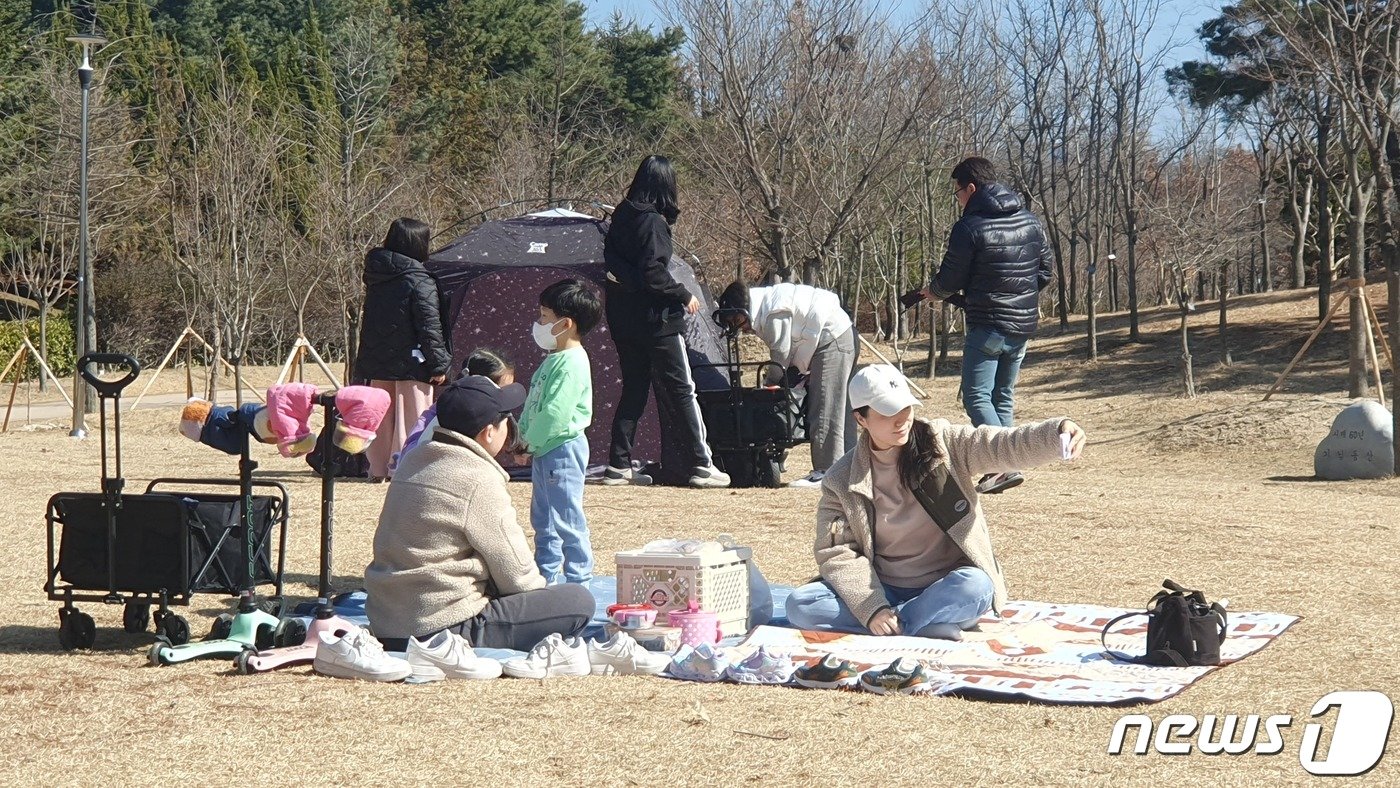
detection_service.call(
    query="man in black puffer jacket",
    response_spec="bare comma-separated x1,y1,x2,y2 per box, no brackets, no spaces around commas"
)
922,157,1053,495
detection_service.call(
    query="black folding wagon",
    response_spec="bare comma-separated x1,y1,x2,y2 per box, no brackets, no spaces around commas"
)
43,354,289,650
695,309,809,488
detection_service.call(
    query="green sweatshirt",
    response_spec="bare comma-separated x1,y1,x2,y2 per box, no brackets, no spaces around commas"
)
519,345,593,456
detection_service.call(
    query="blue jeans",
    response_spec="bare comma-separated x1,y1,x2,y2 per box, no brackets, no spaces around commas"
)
530,434,592,585
785,566,994,636
961,323,1028,428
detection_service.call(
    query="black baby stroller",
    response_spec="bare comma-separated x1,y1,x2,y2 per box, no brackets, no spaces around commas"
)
43,354,289,650
695,309,809,488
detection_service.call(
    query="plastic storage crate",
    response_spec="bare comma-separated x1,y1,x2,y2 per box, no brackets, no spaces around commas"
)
615,546,751,636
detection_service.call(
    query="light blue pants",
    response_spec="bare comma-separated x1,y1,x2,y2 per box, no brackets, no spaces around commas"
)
961,323,1029,428
785,566,994,637
530,434,592,585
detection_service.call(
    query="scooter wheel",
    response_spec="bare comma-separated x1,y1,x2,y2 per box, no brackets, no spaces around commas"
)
207,613,233,641
234,649,256,675
123,602,151,633
161,614,190,646
58,610,96,651
258,597,284,618
147,640,170,666
254,623,278,652
273,618,307,648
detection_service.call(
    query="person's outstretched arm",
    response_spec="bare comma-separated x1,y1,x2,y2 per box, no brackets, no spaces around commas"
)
944,418,1086,481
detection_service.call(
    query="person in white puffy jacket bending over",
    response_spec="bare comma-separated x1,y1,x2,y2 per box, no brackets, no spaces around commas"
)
718,280,858,488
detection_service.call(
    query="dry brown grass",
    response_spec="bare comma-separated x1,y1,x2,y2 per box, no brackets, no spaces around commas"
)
1,287,1397,787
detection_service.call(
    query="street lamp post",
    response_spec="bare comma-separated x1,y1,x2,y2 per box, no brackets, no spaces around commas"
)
66,33,105,439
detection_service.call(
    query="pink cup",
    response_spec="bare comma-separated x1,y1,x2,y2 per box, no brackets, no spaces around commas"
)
668,602,723,647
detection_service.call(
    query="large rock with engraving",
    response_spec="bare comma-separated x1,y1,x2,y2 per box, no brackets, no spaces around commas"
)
1314,401,1395,480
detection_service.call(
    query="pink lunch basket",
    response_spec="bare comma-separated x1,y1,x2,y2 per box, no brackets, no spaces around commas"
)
668,602,723,647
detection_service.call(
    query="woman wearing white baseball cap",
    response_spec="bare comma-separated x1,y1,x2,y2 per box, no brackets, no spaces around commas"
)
786,364,1085,640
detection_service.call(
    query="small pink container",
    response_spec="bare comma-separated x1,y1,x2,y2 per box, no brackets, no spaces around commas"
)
668,602,724,647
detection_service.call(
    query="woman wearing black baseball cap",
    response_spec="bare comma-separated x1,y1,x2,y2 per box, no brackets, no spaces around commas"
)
365,376,594,653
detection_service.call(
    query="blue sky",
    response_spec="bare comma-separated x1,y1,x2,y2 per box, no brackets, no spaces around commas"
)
585,0,1218,66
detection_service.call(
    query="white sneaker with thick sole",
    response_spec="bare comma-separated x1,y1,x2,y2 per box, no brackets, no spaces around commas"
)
313,629,412,682
688,465,731,488
599,466,653,486
501,633,591,679
406,631,503,681
586,631,671,676
787,471,825,489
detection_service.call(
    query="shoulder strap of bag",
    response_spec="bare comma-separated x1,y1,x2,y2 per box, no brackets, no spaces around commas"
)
1100,611,1150,663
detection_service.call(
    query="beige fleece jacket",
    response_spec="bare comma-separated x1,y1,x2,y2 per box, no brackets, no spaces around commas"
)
815,417,1068,627
365,428,545,639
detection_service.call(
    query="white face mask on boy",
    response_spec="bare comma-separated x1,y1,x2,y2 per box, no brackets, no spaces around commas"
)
532,318,564,350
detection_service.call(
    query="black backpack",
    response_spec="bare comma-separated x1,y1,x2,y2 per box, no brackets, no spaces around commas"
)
1101,579,1228,667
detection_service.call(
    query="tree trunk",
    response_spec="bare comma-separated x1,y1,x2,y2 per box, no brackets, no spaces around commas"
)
1126,210,1141,341
1219,263,1232,366
1053,232,1069,330
938,303,949,364
1086,260,1098,361
1389,265,1399,474
1180,309,1195,398
926,306,936,380
1288,162,1312,289
1345,150,1369,398
1068,236,1079,315
1258,199,1273,293
38,303,48,393
1317,115,1334,322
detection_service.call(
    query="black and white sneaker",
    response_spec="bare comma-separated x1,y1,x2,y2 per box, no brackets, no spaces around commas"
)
599,466,653,486
976,471,1024,495
688,465,731,489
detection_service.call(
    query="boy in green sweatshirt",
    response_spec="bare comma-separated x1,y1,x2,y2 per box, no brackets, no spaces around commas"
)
519,279,603,585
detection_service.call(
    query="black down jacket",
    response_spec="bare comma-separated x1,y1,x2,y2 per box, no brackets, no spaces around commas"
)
603,199,693,338
353,248,451,382
930,183,1054,336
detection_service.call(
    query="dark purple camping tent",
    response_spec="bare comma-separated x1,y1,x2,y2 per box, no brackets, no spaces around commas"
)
426,209,729,483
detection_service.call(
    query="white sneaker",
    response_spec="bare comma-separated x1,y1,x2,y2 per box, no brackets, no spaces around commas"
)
787,470,824,489
313,628,412,682
586,631,671,676
688,465,731,488
406,631,503,681
501,633,591,679
599,466,653,486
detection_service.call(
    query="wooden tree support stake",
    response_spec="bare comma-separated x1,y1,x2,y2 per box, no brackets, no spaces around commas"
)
275,336,342,389
2,337,74,432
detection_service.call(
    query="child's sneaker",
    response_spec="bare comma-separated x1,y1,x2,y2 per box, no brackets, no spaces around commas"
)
406,631,502,681
313,628,412,682
725,646,795,685
586,631,670,676
858,657,934,695
793,654,860,689
786,470,825,489
501,633,591,679
667,643,730,682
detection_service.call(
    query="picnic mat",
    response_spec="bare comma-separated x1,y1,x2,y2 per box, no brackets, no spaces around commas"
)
735,601,1299,705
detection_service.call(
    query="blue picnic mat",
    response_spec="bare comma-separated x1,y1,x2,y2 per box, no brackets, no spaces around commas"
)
293,576,794,660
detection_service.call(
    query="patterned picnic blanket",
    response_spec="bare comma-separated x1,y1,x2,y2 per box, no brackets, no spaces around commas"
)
739,601,1299,705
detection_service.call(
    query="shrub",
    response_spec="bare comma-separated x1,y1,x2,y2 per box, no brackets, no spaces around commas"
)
0,317,77,379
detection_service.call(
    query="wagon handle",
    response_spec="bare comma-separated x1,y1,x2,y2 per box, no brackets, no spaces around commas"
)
78,354,141,398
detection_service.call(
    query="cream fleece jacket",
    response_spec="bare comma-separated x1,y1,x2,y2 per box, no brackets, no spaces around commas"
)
814,417,1068,627
365,428,545,639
